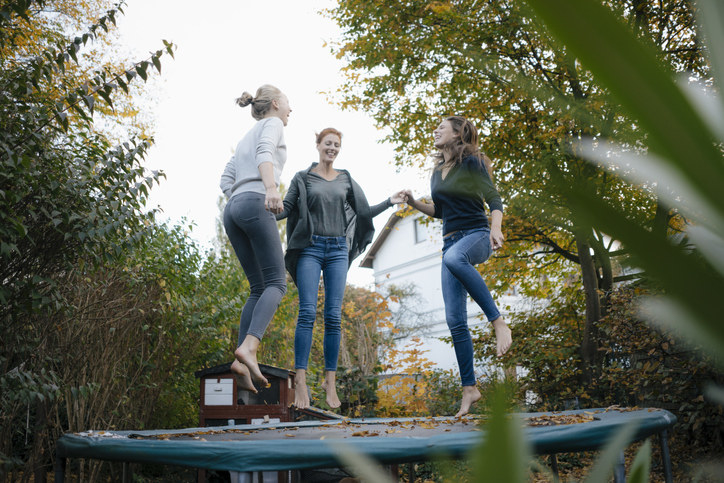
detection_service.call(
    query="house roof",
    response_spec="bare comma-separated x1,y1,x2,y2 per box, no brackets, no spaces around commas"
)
194,362,293,380
359,209,404,269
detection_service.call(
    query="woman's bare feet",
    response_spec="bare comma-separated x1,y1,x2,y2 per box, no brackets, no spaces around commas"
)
234,335,269,387
455,385,482,418
492,317,512,357
294,369,311,409
230,360,258,393
321,371,341,409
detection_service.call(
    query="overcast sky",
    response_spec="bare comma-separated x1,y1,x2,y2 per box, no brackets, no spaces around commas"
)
116,0,429,287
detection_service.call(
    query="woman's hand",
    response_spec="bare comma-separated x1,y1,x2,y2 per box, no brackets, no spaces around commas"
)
390,190,406,205
490,226,505,250
265,186,283,214
402,189,415,207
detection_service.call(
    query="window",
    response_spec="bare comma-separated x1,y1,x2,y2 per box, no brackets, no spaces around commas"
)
414,218,428,244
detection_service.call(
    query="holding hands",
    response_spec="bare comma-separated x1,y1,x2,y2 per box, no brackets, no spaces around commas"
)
265,186,283,214
401,188,504,251
389,190,407,205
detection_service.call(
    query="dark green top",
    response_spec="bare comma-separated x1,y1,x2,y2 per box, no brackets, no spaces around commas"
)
307,171,352,237
277,163,392,284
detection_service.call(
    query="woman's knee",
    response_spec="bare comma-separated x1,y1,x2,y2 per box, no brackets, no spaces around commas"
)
323,317,341,334
442,250,467,273
447,323,471,342
297,302,316,323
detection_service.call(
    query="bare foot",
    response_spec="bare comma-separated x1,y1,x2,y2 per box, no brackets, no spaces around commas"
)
294,369,310,409
230,360,257,393
234,336,269,387
492,317,512,357
321,372,341,409
455,385,482,418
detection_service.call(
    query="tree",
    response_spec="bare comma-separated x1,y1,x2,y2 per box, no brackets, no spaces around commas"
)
0,0,175,478
326,0,704,381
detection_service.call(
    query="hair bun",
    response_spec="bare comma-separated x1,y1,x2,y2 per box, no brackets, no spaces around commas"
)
235,92,254,108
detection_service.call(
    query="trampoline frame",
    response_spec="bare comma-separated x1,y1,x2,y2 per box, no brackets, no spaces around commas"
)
54,408,676,482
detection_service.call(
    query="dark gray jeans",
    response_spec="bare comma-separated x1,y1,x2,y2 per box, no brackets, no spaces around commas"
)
223,192,287,344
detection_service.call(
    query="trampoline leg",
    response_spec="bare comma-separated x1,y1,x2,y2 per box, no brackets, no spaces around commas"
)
408,463,415,482
122,462,132,483
54,455,66,483
549,454,559,482
388,464,399,481
658,430,673,483
613,451,626,483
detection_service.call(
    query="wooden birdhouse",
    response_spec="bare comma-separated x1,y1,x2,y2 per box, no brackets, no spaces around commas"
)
194,362,295,427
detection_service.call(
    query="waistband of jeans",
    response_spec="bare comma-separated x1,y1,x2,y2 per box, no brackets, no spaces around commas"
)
444,227,489,240
311,235,347,243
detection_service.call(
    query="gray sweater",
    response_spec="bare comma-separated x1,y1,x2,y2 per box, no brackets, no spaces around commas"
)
220,117,286,198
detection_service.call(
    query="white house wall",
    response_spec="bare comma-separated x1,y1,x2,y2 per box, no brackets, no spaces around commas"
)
367,214,488,373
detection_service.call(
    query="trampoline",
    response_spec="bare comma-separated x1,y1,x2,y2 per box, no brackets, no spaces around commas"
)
55,407,676,482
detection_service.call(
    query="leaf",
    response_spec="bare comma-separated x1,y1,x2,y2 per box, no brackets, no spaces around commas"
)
471,384,531,483
576,138,724,236
152,55,161,74
136,62,148,81
330,442,396,483
81,95,95,113
704,384,724,406
584,422,637,483
627,439,651,483
698,0,724,113
564,185,724,364
523,0,724,225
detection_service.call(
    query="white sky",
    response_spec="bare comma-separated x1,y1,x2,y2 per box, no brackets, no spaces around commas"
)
116,0,429,287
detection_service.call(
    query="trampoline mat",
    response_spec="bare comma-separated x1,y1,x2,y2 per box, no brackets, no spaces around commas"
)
56,407,676,473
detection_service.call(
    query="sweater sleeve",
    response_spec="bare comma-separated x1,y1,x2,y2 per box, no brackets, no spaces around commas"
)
276,173,300,221
432,202,442,219
464,157,503,213
220,156,235,198
346,175,387,219
368,198,392,218
480,168,503,213
255,117,283,167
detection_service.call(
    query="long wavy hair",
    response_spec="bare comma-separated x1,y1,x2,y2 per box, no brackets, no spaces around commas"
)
433,116,492,176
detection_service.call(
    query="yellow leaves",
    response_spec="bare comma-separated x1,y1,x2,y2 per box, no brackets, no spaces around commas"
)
425,1,453,15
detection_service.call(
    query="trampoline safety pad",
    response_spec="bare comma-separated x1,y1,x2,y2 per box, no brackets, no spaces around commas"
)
56,407,676,473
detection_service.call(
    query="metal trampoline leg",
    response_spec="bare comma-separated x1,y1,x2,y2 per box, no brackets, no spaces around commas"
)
613,451,626,483
122,462,132,483
550,454,559,482
54,455,66,483
658,430,673,483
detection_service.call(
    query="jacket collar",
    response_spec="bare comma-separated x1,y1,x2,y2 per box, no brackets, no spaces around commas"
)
304,162,351,177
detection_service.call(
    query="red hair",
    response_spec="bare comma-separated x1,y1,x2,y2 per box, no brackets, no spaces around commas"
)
316,127,343,144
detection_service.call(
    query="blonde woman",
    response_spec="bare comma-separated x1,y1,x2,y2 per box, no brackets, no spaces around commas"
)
220,84,292,392
403,116,512,417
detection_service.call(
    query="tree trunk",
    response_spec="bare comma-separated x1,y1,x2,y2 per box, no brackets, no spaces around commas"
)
575,232,601,384
651,194,669,239
590,232,613,316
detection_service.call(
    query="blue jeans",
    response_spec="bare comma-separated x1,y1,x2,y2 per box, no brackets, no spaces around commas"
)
295,235,348,371
441,228,501,386
223,192,287,344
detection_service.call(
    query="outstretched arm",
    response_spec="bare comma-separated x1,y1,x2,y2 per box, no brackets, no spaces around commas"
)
402,189,436,217
275,175,300,220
